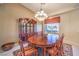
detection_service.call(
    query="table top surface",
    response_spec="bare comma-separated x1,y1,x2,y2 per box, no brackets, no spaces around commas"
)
28,33,60,47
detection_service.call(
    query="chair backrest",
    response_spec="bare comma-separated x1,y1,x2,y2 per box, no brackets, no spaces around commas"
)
55,34,64,48
60,34,64,45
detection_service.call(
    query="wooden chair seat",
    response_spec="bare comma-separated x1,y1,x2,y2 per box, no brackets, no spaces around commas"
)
23,46,32,51
16,48,37,56
47,47,58,56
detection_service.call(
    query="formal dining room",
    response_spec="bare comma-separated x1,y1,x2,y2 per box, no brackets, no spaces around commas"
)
0,3,79,56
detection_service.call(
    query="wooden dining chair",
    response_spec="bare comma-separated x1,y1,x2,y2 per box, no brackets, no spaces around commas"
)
17,40,38,56
57,34,64,56
47,34,64,56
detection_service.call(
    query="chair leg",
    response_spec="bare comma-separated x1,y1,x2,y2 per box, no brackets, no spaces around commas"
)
20,47,25,56
57,48,64,56
61,46,64,56
34,49,38,56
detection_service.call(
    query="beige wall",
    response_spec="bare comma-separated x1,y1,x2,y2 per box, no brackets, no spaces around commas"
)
60,9,79,46
0,3,79,47
0,4,34,46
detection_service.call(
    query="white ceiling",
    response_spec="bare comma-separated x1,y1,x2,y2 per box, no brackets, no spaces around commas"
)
21,3,79,16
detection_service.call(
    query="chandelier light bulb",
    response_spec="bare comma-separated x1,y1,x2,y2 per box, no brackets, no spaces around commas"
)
35,10,48,21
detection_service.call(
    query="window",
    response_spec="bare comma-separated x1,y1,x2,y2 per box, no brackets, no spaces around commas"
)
45,23,59,33
47,34,59,44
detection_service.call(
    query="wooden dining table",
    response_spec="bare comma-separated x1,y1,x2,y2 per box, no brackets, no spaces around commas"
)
28,33,60,56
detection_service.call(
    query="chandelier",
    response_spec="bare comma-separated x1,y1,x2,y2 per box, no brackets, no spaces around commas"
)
34,3,48,21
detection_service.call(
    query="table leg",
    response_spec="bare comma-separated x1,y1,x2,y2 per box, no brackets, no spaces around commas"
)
43,48,46,56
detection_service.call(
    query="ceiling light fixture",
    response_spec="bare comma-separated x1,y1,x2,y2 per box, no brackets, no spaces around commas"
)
34,3,48,21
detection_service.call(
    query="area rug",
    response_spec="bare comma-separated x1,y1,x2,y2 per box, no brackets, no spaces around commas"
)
63,43,73,56
13,43,73,56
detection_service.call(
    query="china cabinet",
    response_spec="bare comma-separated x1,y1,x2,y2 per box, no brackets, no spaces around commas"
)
18,18,37,41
